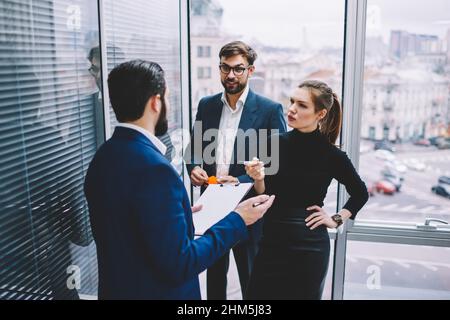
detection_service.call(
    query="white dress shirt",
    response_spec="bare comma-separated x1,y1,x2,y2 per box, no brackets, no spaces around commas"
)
215,85,250,177
116,123,167,156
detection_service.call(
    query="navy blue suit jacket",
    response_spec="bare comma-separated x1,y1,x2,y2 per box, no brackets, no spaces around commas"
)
84,127,248,299
186,90,286,241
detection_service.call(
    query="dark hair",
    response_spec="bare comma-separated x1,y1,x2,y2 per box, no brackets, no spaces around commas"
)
87,46,100,63
219,41,258,65
299,80,342,144
107,60,166,122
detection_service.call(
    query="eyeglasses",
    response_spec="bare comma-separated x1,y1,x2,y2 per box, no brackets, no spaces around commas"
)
219,64,252,76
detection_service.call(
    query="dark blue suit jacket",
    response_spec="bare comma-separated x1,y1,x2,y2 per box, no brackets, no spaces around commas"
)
186,90,286,241
84,127,248,299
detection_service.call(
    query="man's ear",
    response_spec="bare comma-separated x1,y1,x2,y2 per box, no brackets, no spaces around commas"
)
248,65,255,77
147,94,161,113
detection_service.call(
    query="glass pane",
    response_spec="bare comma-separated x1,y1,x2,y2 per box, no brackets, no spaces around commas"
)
357,0,450,225
0,0,100,299
190,0,345,298
190,0,345,122
344,241,450,299
103,0,183,174
190,0,345,205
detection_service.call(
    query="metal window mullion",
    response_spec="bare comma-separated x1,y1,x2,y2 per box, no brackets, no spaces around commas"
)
98,0,112,140
346,232,450,247
180,0,192,194
349,224,450,240
332,0,368,301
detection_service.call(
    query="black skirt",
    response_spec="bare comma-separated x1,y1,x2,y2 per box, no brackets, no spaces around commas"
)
246,209,330,300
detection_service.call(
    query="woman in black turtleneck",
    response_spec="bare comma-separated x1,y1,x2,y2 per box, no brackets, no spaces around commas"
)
245,80,369,300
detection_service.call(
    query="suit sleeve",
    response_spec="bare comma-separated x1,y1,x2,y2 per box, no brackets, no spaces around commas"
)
332,150,369,219
185,100,204,175
133,164,248,286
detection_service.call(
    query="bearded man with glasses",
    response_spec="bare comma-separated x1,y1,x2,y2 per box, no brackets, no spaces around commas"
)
186,41,286,300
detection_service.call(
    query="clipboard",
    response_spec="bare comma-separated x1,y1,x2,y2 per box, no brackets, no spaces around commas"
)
192,183,253,236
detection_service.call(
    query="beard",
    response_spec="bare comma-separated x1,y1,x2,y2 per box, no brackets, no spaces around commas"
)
155,97,168,136
221,78,247,95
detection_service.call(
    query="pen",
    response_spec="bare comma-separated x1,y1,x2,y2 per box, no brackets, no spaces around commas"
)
238,159,264,166
252,201,265,207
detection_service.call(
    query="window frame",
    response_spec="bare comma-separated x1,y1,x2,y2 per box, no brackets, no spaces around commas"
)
333,0,450,300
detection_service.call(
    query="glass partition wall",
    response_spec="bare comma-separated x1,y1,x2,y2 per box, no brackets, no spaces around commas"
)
1,0,448,299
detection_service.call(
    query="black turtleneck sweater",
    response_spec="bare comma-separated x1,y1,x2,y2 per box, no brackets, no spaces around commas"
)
264,128,369,220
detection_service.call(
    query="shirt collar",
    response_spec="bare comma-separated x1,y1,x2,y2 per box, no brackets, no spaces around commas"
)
221,84,250,113
116,123,167,155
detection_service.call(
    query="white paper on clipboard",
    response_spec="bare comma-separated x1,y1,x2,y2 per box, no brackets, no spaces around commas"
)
192,183,253,236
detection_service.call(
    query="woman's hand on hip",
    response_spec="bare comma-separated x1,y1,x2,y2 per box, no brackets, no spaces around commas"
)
305,205,338,230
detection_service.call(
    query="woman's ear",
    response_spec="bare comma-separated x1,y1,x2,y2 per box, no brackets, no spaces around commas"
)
318,109,327,120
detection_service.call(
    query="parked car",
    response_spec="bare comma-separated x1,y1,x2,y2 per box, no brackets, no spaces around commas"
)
413,138,431,147
404,158,426,171
381,167,404,179
438,176,450,185
385,159,407,174
437,140,450,150
375,149,396,161
374,140,396,152
429,136,450,147
429,136,441,146
431,184,450,199
375,180,396,195
381,171,403,191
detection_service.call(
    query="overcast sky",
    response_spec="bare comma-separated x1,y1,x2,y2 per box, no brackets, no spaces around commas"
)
220,0,450,48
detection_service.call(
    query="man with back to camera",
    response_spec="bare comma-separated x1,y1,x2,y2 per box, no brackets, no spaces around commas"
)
84,60,275,299
87,45,175,162
186,41,286,299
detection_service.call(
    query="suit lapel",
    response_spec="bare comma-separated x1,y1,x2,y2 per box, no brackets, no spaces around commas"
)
237,90,258,132
207,95,223,131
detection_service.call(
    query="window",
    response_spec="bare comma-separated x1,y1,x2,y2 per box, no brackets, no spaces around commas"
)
197,46,212,58
205,46,211,57
197,46,204,57
344,241,450,299
190,0,346,122
103,0,183,173
0,0,101,299
198,66,211,79
358,0,450,225
343,0,450,301
189,0,345,299
197,66,204,79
